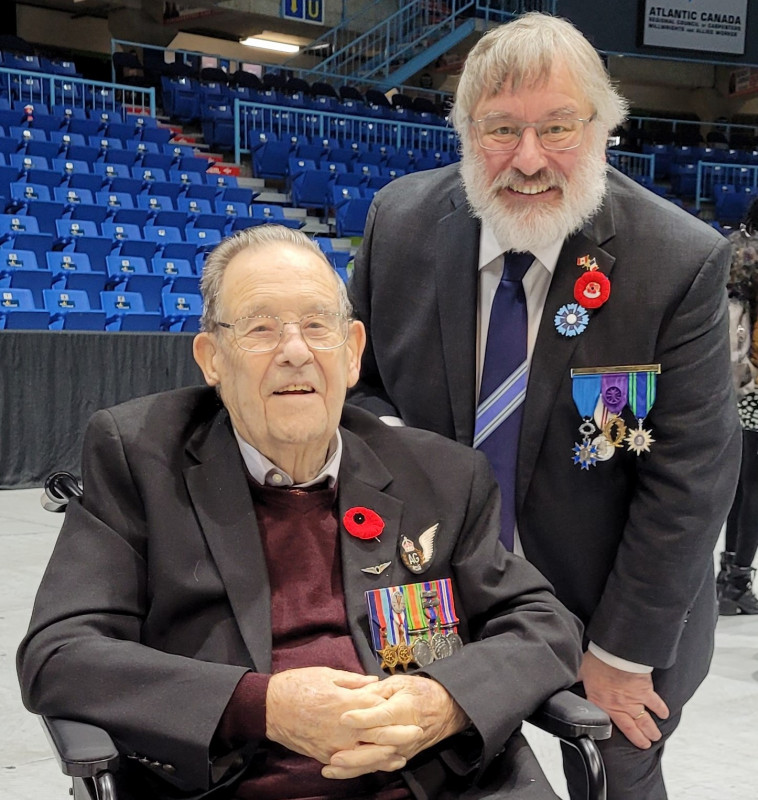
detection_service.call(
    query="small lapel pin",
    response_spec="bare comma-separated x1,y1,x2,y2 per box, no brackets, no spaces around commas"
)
361,561,392,575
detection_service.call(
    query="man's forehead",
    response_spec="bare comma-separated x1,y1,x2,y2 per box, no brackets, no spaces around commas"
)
221,245,339,307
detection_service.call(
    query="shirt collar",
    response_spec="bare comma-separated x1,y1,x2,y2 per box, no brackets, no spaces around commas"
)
479,220,564,277
232,427,343,488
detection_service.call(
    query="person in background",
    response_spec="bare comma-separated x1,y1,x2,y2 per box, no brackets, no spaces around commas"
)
18,225,583,800
348,12,740,800
720,199,758,615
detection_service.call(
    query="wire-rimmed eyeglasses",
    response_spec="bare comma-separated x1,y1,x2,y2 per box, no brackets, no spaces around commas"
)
470,114,596,152
216,313,350,353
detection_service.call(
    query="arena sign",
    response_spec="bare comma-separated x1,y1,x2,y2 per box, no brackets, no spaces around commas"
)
643,0,747,55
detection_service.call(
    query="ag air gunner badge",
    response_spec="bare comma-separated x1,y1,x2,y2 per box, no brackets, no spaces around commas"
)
399,523,439,574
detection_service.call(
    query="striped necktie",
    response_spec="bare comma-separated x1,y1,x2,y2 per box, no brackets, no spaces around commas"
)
474,251,533,550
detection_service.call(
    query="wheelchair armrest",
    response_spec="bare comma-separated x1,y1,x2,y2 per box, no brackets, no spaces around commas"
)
41,716,120,779
527,689,612,742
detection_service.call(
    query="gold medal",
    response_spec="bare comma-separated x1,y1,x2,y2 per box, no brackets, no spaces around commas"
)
378,643,399,673
602,415,627,448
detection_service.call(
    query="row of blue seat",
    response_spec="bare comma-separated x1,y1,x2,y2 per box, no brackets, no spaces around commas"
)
0,287,201,332
0,51,79,77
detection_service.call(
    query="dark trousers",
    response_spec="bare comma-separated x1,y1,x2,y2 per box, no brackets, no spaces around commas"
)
562,711,681,800
725,429,758,567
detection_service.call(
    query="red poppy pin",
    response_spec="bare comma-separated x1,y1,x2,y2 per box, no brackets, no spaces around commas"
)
574,270,610,309
343,507,384,540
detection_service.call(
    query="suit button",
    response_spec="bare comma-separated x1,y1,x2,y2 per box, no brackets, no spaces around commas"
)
162,764,176,774
139,757,150,765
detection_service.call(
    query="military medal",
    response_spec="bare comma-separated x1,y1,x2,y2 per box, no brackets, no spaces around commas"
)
626,369,658,456
366,578,461,673
571,373,602,468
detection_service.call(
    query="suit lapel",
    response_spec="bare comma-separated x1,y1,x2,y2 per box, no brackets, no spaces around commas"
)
435,183,480,444
518,222,617,509
337,428,405,676
184,412,272,672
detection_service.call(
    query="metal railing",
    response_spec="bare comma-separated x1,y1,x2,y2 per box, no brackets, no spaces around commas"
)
696,162,758,209
287,0,555,86
233,100,458,164
0,66,156,117
607,149,655,182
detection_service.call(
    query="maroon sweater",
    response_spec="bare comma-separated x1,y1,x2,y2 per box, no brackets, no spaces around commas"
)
217,481,410,800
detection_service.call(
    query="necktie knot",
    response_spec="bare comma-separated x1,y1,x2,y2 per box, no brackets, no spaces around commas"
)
502,251,533,283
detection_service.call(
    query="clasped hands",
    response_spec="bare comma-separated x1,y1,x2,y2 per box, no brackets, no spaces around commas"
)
265,666,469,780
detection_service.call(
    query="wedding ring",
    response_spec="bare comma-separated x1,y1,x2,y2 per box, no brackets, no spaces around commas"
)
633,710,647,720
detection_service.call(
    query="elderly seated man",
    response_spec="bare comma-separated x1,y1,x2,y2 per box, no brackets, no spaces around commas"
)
18,225,582,800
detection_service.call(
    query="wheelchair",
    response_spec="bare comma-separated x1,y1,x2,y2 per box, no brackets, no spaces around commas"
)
39,472,612,800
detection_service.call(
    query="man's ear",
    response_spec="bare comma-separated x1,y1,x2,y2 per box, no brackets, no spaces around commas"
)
346,320,366,389
193,332,221,387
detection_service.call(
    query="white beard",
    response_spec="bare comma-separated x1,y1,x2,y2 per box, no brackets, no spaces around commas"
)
460,136,609,254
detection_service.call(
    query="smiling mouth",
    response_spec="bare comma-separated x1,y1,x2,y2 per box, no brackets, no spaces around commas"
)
274,384,316,395
508,184,554,195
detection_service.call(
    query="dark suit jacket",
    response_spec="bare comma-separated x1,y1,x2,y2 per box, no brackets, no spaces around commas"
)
349,163,741,714
18,386,582,800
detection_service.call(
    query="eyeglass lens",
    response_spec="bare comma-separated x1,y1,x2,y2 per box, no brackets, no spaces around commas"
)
476,118,586,151
233,314,347,352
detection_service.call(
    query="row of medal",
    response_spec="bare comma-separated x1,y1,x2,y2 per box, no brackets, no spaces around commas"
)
571,366,660,469
366,579,462,674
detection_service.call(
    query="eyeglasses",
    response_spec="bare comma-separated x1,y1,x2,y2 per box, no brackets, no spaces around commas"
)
470,114,596,152
217,313,350,353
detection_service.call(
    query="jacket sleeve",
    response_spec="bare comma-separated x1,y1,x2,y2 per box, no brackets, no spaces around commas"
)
587,234,741,666
16,409,252,795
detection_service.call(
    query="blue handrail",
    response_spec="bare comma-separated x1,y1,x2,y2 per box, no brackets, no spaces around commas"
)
0,66,156,117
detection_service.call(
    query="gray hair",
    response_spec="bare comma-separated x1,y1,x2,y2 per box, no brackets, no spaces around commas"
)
199,225,352,332
451,13,628,143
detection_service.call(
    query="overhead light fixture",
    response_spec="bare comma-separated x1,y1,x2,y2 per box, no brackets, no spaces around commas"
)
239,37,299,54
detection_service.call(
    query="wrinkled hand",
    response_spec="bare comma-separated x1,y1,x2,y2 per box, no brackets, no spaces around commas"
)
322,674,470,780
579,650,669,749
265,667,382,764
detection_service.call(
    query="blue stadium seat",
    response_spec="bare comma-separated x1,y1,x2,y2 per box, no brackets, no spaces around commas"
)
177,196,213,216
146,181,185,204
66,173,106,196
46,250,106,309
111,208,150,229
137,194,176,213
54,186,95,206
249,204,304,229
152,256,195,280
184,184,219,203
161,291,202,331
26,200,68,235
0,286,50,329
95,191,136,210
151,210,189,230
69,203,110,229
143,225,184,244
43,288,106,330
70,236,115,272
252,140,292,180
204,172,238,190
101,149,138,168
101,221,143,242
9,181,52,205
184,227,222,248
100,290,162,331
331,185,372,238
55,217,99,240
0,213,40,236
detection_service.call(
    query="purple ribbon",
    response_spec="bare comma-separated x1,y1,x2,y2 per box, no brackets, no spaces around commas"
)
601,373,629,415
